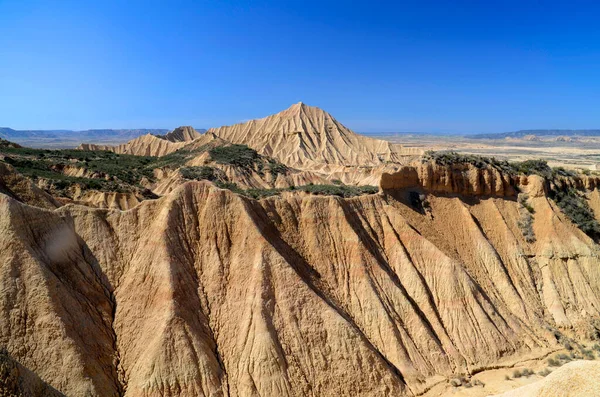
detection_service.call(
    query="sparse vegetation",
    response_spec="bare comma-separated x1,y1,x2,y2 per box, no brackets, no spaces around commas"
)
511,159,553,178
517,193,536,243
424,151,600,239
512,368,534,378
423,151,516,174
209,144,261,168
296,184,379,198
180,166,219,181
552,188,600,238
548,358,560,367
538,368,551,377
512,369,523,378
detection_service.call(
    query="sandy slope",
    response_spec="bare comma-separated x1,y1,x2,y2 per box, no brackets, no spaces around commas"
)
1,160,600,395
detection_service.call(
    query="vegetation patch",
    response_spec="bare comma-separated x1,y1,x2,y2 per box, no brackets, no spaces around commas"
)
551,188,600,238
296,184,379,198
424,151,573,179
0,138,21,149
180,166,219,181
517,193,536,243
209,144,260,168
210,182,379,200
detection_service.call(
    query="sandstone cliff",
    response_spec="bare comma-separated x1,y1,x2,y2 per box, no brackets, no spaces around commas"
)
2,161,600,395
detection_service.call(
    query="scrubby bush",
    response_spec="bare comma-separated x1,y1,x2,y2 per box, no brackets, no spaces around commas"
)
547,358,560,367
511,159,553,178
267,160,288,176
297,184,379,198
517,194,536,243
180,166,218,181
209,144,260,168
512,369,523,378
538,368,551,377
552,189,600,238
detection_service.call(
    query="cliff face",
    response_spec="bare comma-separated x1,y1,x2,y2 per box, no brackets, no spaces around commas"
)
2,169,600,396
380,161,519,196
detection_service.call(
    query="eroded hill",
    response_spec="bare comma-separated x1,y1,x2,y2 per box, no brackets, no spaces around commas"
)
2,151,600,395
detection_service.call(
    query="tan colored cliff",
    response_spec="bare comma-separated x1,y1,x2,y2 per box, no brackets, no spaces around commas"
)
2,163,600,395
0,162,59,209
380,160,519,196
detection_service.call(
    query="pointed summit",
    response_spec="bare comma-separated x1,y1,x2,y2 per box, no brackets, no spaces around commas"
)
163,126,202,142
208,103,413,169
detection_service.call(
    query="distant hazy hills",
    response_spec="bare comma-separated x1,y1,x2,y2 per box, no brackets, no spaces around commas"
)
0,127,206,148
470,129,600,139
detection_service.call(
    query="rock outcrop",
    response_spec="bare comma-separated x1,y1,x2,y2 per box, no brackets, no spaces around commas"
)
380,160,518,196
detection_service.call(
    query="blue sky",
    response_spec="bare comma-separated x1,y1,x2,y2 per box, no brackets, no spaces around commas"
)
1,0,599,133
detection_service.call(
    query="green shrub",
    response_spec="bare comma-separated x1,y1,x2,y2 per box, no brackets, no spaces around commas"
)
511,160,553,178
267,160,288,176
548,358,560,367
297,184,379,198
512,369,523,378
180,166,218,181
209,144,260,168
552,189,600,238
538,368,551,377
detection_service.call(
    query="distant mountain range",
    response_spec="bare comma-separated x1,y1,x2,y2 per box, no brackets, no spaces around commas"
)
0,128,206,148
470,129,600,139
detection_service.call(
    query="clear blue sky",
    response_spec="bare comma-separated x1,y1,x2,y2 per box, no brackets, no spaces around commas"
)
1,0,599,133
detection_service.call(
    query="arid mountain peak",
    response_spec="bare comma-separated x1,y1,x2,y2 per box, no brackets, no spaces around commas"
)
163,126,202,142
208,103,420,169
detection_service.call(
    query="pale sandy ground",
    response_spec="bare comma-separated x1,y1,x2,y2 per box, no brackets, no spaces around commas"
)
422,343,600,396
375,133,600,170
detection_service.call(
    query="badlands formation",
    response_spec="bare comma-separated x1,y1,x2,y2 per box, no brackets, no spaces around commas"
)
1,104,600,396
